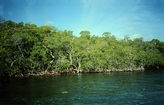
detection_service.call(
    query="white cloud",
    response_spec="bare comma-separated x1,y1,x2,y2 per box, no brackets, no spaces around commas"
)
45,20,54,25
130,34,142,39
130,34,155,41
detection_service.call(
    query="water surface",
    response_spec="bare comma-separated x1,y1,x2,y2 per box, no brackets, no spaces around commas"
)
0,70,164,104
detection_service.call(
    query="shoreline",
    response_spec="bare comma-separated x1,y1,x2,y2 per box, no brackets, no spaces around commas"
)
0,68,146,78
2,67,164,78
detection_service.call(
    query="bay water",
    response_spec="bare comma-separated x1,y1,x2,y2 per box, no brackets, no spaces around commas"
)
0,70,164,104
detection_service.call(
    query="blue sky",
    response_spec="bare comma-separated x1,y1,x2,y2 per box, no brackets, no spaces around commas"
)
0,0,164,41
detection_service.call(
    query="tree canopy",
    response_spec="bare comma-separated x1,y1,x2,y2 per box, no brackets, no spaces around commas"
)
0,19,164,76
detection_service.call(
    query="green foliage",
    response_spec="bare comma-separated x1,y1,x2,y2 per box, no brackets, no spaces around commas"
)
0,19,164,76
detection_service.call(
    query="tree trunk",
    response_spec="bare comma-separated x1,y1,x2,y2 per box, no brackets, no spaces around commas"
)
76,56,81,73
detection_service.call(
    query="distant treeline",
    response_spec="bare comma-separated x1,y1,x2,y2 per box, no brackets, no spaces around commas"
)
0,19,164,76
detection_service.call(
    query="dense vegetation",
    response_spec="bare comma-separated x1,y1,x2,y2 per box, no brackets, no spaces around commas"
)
0,18,164,76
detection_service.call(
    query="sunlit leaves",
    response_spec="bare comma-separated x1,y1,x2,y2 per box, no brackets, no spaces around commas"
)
0,19,164,76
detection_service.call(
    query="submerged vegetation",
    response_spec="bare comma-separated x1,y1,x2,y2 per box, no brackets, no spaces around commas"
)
0,18,164,77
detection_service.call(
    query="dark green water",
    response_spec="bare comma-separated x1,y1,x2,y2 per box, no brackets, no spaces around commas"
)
0,70,164,105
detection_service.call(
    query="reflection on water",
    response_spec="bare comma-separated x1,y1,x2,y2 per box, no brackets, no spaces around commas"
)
0,70,164,104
